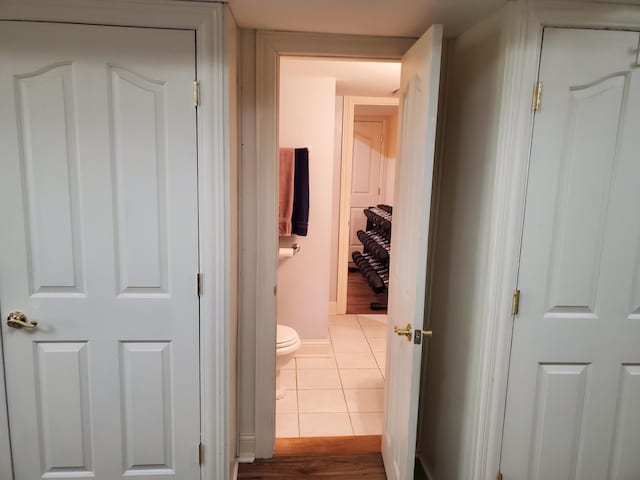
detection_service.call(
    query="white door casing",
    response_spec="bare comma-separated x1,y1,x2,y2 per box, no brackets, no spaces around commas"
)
501,27,640,479
0,21,200,479
349,121,384,257
382,24,443,480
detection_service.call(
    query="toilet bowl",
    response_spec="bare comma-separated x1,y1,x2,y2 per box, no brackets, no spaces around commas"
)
275,324,301,399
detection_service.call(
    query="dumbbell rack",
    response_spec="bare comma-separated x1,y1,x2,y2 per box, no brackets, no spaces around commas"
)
351,205,392,310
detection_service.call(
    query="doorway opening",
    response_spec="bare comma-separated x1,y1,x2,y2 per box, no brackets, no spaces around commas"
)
339,98,400,315
275,56,400,449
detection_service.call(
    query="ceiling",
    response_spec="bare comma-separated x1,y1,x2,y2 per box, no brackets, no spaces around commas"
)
228,0,508,38
281,57,401,97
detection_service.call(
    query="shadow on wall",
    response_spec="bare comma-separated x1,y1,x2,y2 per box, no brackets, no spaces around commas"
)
419,14,505,480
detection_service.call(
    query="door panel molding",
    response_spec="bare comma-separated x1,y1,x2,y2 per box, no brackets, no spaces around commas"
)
16,62,85,295
0,3,235,480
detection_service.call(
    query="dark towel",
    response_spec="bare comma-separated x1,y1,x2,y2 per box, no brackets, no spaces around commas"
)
291,148,309,236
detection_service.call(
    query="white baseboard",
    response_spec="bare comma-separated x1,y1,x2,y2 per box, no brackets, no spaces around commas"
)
328,301,337,315
238,434,256,463
295,339,331,357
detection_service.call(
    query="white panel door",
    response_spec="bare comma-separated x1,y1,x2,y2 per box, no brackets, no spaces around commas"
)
349,121,383,256
383,25,442,480
0,22,200,480
501,28,640,480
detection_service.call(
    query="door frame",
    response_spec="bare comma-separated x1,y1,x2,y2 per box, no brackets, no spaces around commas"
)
336,96,399,315
252,31,413,457
0,2,236,480
472,2,640,480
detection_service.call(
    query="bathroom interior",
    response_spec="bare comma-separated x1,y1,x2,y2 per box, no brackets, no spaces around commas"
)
275,56,400,440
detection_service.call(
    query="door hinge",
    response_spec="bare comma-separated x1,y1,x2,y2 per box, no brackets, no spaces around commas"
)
193,80,200,107
496,472,504,480
512,289,520,315
197,273,203,297
199,442,204,465
532,81,542,112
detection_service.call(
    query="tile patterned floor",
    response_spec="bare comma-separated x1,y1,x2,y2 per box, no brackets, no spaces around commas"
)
276,313,387,438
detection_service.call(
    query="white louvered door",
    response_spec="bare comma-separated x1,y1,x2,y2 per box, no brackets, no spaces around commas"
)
501,28,640,479
0,22,200,479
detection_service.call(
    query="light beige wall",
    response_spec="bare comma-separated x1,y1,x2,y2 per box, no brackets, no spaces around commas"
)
417,7,508,479
277,67,336,339
224,6,239,470
384,112,398,205
329,96,344,305
237,28,257,459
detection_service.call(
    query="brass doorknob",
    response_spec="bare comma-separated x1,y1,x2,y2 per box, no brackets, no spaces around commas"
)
7,311,38,330
393,323,413,341
394,323,433,343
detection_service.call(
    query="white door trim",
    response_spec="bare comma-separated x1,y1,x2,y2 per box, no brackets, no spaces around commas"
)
336,96,399,315
0,2,235,480
471,2,640,480
254,31,413,457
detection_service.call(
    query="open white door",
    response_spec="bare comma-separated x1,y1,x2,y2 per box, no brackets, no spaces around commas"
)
382,25,443,480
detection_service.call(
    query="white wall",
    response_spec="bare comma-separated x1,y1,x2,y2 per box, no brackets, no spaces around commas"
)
238,28,257,460
329,96,344,307
225,7,239,472
277,64,336,340
383,113,398,205
417,8,508,480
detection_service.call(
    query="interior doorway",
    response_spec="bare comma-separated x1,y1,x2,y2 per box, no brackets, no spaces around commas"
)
274,57,400,448
337,98,400,315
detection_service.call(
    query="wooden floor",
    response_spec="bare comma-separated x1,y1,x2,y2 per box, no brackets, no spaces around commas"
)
237,453,386,479
275,436,381,456
346,268,387,315
239,436,385,479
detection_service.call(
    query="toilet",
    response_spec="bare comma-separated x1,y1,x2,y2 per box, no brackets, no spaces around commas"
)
275,324,301,399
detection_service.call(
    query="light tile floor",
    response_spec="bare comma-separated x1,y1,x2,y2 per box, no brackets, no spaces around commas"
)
275,313,387,438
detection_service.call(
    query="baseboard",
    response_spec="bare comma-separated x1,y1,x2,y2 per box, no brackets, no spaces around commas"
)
238,434,256,463
231,459,239,480
295,339,331,357
328,301,337,315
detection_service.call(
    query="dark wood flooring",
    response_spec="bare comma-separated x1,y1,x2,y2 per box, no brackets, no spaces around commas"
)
239,436,385,479
237,453,386,479
346,267,387,315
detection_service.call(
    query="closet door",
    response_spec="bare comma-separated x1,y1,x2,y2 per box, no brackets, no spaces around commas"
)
0,21,200,479
501,27,640,479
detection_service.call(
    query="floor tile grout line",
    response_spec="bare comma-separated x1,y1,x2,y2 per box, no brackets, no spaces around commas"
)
332,328,356,436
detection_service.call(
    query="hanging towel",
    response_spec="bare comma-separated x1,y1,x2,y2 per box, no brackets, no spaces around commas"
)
279,147,295,236
291,148,310,236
